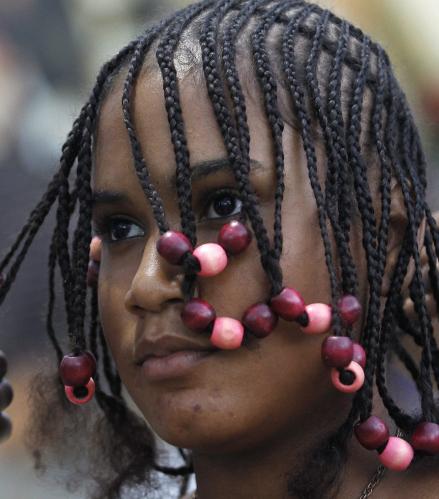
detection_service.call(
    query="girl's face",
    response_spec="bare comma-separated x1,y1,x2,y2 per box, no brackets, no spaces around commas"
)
93,67,368,454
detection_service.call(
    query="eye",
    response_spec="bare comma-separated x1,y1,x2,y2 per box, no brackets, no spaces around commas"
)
95,216,145,243
205,190,243,220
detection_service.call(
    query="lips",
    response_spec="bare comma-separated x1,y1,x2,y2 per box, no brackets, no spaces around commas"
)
134,335,218,381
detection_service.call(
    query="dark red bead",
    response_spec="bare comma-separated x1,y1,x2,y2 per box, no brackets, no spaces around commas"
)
411,422,439,455
352,342,366,369
354,416,389,450
242,303,278,338
87,260,100,287
156,231,193,265
0,413,12,443
0,351,7,379
218,221,252,255
338,295,362,325
59,351,97,387
0,381,13,411
270,288,305,321
181,299,216,331
321,336,353,368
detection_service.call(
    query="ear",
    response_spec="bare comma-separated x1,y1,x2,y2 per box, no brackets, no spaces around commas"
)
380,181,427,302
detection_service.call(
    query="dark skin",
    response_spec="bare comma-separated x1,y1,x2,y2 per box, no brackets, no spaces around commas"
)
92,60,438,498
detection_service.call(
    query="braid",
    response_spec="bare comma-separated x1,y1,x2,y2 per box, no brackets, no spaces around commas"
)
304,10,359,305
200,0,284,295
281,5,342,334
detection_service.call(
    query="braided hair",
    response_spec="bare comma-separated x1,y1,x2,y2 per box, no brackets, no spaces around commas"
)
2,1,438,498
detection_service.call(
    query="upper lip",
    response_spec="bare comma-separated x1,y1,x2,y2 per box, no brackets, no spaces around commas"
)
134,335,217,366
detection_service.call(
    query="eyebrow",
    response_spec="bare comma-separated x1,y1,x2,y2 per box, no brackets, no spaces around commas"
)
92,157,265,205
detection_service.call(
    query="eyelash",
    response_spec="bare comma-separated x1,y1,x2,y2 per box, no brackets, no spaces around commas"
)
93,189,243,244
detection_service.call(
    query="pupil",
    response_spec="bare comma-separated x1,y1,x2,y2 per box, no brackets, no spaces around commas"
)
112,222,129,240
214,194,236,216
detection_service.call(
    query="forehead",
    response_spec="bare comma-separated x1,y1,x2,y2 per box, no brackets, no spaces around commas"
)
92,57,276,195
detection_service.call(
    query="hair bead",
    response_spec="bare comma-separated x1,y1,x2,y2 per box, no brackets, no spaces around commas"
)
0,413,12,443
301,303,332,335
411,422,439,455
59,351,97,387
0,351,7,379
270,287,306,321
181,298,216,332
352,342,366,369
321,336,353,368
330,361,364,393
193,243,228,277
0,381,13,412
242,302,278,338
337,295,361,325
156,231,193,265
354,416,390,450
218,220,252,255
64,378,96,405
378,437,414,471
89,236,102,262
210,317,244,350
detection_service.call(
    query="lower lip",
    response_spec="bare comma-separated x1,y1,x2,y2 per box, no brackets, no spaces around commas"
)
140,350,215,381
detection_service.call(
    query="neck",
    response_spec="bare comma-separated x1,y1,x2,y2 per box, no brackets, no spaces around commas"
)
192,404,381,499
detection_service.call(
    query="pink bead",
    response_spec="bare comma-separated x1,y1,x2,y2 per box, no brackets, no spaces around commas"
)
338,295,361,325
218,221,252,255
64,378,96,405
87,260,100,287
242,303,278,338
181,299,216,331
352,342,367,369
354,416,390,450
270,287,306,321
321,336,353,368
59,351,97,387
301,303,332,334
411,422,439,455
378,436,414,471
156,231,193,265
330,361,364,393
193,243,228,277
210,317,244,350
89,236,102,262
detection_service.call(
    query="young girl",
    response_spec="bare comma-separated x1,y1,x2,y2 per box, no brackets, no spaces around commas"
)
1,0,439,497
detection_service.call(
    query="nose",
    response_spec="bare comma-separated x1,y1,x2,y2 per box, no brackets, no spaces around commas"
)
124,235,184,315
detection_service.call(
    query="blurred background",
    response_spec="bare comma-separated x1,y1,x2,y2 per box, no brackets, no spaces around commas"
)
0,0,438,497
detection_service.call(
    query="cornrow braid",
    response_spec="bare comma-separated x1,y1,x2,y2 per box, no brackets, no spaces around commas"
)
281,5,343,335
200,0,284,295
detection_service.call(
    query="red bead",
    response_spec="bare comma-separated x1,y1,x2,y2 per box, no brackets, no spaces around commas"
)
270,287,305,321
218,221,252,255
0,381,13,412
411,422,439,455
87,260,100,287
156,231,193,265
0,351,7,379
338,295,362,325
354,416,390,450
59,351,97,387
378,437,414,471
321,336,353,368
181,299,216,331
242,303,278,338
352,342,366,369
64,378,96,405
0,413,12,443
